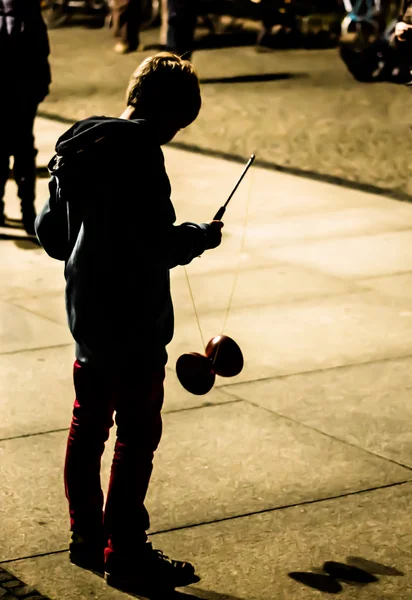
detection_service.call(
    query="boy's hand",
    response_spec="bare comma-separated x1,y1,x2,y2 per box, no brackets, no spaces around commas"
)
395,21,412,41
206,220,224,249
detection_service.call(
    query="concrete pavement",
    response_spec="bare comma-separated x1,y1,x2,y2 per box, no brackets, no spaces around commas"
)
42,24,412,201
1,116,412,599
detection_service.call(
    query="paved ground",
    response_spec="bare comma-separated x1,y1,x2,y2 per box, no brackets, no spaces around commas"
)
39,22,412,200
1,116,412,599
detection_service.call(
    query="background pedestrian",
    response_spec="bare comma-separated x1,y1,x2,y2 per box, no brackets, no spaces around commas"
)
0,0,51,234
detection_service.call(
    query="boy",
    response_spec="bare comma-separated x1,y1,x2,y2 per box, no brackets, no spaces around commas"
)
0,0,51,234
35,52,223,595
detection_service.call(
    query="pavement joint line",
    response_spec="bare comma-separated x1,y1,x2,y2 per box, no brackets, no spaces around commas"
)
0,343,73,357
0,550,68,566
2,480,411,568
247,226,412,254
35,112,412,205
165,398,242,415
217,351,412,390
6,300,66,328
240,397,412,473
147,479,412,537
175,288,376,316
0,428,69,443
0,565,51,599
0,401,243,443
357,269,412,281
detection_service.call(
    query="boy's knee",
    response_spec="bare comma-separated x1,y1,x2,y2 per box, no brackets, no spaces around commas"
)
116,416,162,452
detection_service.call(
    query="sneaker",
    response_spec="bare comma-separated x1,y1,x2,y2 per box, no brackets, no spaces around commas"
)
113,42,130,54
105,542,198,595
22,209,37,236
69,533,105,575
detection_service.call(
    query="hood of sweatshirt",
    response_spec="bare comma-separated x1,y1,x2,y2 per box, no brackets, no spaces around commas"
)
48,116,152,173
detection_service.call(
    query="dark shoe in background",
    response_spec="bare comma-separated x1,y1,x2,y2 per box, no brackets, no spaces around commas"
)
22,208,37,236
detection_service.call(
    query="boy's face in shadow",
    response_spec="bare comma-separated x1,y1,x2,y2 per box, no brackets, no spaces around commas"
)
155,120,182,146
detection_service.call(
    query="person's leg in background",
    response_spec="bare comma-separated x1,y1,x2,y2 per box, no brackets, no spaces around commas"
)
390,28,412,83
166,0,199,60
256,0,279,49
0,153,10,226
11,97,38,235
160,0,168,48
112,0,144,53
0,99,12,226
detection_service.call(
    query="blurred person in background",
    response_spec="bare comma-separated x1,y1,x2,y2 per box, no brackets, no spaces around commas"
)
0,0,51,234
111,0,145,53
393,0,412,82
256,0,287,50
166,0,199,60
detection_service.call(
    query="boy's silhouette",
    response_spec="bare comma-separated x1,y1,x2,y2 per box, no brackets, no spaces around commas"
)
35,52,223,595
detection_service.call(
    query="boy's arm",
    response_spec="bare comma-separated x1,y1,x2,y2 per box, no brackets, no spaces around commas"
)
35,176,69,261
136,148,223,268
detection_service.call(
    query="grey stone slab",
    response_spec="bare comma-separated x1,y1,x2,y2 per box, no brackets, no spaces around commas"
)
5,483,412,600
10,293,67,327
358,273,412,303
0,241,64,305
3,179,51,223
0,346,233,440
222,356,412,469
171,263,357,316
0,301,72,355
228,204,412,250
163,146,407,225
34,118,67,171
263,230,412,280
168,291,412,383
1,402,410,561
0,345,74,440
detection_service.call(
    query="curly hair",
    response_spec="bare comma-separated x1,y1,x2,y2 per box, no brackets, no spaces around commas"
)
126,52,201,129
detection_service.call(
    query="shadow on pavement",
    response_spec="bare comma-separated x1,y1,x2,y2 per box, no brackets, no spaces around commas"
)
289,571,343,593
174,589,245,600
108,584,246,600
199,72,308,85
0,229,40,248
0,219,40,247
289,557,404,594
346,556,404,576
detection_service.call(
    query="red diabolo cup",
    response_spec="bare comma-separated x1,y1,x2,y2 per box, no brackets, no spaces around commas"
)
176,352,216,395
176,335,244,395
205,335,244,377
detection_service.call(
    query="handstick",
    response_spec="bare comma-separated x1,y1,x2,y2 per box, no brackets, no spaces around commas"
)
213,154,255,221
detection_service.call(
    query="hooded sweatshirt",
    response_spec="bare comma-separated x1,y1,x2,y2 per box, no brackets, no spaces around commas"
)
35,116,214,369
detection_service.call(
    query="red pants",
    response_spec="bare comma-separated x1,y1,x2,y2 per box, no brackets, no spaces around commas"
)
64,359,165,556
